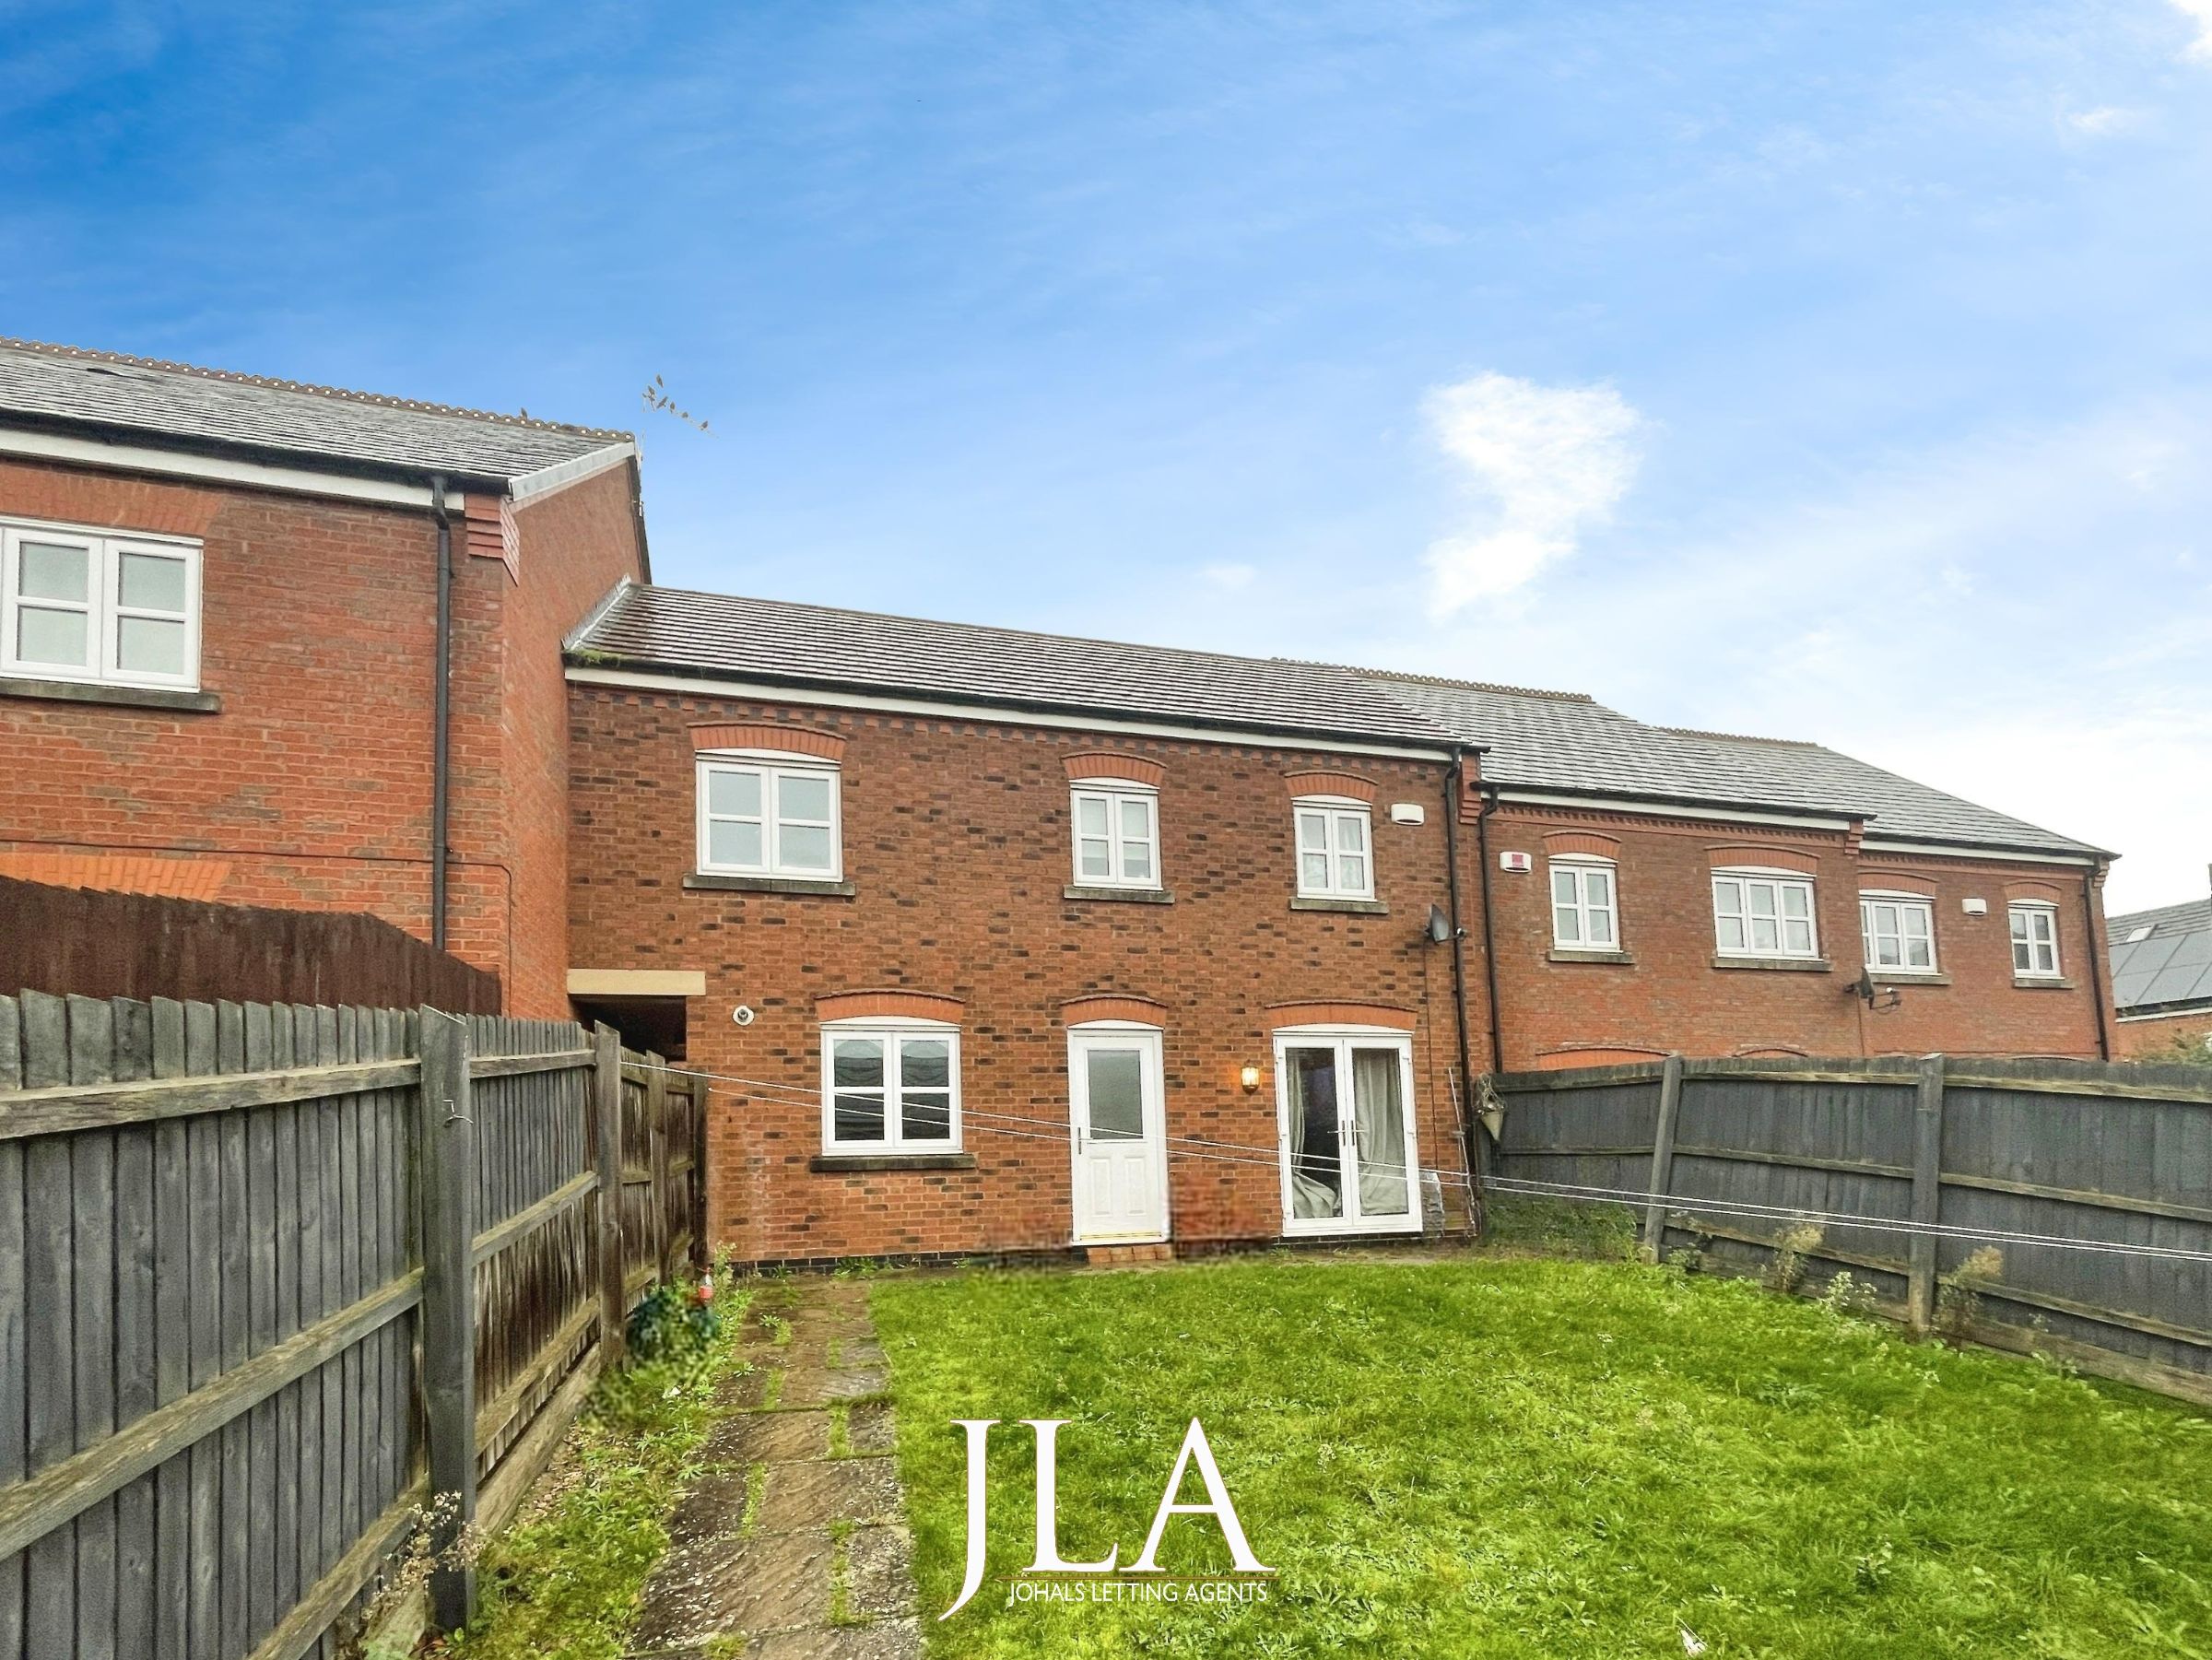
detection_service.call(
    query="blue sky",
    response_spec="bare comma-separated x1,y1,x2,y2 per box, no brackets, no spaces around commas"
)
7,1,2208,909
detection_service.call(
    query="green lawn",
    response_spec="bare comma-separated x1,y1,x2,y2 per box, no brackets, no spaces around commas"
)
873,1254,2212,1659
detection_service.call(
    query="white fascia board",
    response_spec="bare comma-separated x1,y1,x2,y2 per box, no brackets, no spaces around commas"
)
0,425,465,511
1491,788,1856,833
2114,1006,2212,1024
563,665,1455,762
1858,838,2097,867
507,442,636,507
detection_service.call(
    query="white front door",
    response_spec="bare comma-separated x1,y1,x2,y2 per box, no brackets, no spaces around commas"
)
1068,1026,1169,1243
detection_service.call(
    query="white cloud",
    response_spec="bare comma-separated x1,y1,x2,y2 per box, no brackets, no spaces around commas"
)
1420,372,1642,612
2174,0,2212,61
2061,105,2141,136
1199,561,1256,591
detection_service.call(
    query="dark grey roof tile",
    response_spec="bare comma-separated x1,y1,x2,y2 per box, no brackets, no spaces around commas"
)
0,339,629,482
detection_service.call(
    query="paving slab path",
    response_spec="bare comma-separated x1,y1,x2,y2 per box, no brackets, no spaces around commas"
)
628,1277,923,1660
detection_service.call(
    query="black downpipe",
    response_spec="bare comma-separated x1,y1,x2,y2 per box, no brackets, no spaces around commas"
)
1474,781,1505,1075
1442,748,1485,1236
430,477,453,952
2085,861,2112,1061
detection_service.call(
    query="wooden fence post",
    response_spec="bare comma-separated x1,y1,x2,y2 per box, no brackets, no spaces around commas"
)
690,1079,710,1274
647,1054,671,1282
1908,1054,1946,1336
1639,1054,1685,1264
417,1008,477,1631
592,1023,628,1366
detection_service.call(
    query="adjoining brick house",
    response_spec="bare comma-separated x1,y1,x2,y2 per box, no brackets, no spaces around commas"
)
2108,896,2212,1059
564,583,2117,1263
0,341,650,1015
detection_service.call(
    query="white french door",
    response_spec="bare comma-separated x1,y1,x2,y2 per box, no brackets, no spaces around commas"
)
1274,1029,1419,1235
1067,1025,1170,1243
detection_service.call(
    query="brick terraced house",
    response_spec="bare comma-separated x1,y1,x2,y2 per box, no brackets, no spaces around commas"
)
0,341,651,1015
0,344,2123,1264
2108,895,2212,1059
563,583,2117,1263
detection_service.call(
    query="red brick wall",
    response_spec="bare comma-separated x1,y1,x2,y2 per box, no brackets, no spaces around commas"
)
2115,1010,2212,1061
0,455,642,1015
566,688,1473,1262
500,463,645,1015
1472,802,2112,1066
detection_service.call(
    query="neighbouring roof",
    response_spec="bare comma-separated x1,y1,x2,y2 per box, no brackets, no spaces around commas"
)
570,583,2106,858
0,338,632,484
1368,671,2100,856
2108,898,2212,1013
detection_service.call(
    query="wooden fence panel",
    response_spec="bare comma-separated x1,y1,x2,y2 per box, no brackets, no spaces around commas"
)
1493,1054,2212,1407
0,992,695,1660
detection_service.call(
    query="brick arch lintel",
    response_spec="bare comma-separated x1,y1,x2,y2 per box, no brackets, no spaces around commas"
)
691,722,847,760
1062,994,1170,1027
1063,751,1166,788
1265,1000,1417,1032
2003,878,2068,904
815,989,964,1024
1540,830,1621,860
1706,843,1819,876
1535,1044,1668,1069
1281,770,1378,804
1858,867,1938,895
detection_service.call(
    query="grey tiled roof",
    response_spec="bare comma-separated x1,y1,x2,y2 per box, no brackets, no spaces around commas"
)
2108,899,2212,1013
0,339,630,483
573,584,1454,746
572,583,2106,857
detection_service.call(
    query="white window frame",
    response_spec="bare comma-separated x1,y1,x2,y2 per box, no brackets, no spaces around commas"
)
695,752,843,880
2009,901,2062,978
1548,855,1619,949
820,1017,962,1154
1712,866,1820,960
1069,779,1161,889
1272,1025,1421,1238
1,518,202,690
1860,891,1938,974
1293,796,1375,901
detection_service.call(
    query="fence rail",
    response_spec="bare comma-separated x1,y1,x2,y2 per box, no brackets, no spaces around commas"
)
1491,1053,2212,1407
0,992,700,1660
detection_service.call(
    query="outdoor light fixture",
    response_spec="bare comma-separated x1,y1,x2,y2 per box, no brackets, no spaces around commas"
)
1426,903,1454,945
1240,1064,1261,1092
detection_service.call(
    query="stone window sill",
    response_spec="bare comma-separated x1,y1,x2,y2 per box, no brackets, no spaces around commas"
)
1549,948,1635,966
1711,955,1832,973
1290,897,1388,915
2014,975,2077,991
1872,971,1951,987
684,872,856,897
809,1152,977,1173
0,676,220,713
1064,885,1173,905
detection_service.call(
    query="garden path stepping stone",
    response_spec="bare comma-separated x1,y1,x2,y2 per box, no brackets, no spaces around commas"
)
629,1277,921,1660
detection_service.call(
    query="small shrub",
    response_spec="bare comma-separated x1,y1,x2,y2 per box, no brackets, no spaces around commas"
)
1819,1269,1876,1317
1938,1245,2004,1338
1769,1223,1824,1295
627,1270,724,1363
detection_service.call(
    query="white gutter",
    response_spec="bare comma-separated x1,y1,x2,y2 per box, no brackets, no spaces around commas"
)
1858,838,2098,867
0,425,471,510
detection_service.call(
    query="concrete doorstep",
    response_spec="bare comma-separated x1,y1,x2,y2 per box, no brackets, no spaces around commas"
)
627,1278,922,1660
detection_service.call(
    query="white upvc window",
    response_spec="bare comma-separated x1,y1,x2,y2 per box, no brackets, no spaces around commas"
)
2,519,201,689
1860,892,1938,973
1712,868,1819,959
1294,798,1373,900
1070,781,1160,889
822,1020,960,1152
1549,857,1618,948
2010,902,2062,978
696,754,842,879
